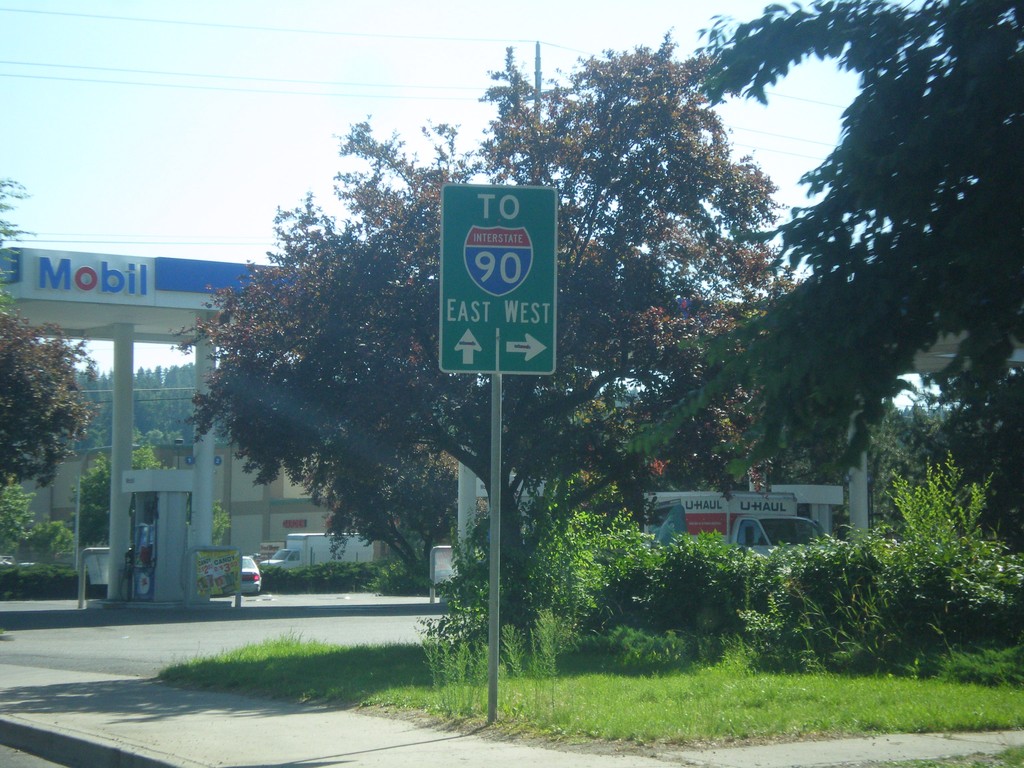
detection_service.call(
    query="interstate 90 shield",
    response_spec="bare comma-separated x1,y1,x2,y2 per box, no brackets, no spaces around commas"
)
463,226,533,297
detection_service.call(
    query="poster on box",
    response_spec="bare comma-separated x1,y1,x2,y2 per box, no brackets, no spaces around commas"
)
195,550,240,597
430,546,453,584
84,551,109,585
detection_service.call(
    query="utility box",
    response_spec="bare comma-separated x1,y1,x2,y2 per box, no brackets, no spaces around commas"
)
122,470,193,603
429,545,453,604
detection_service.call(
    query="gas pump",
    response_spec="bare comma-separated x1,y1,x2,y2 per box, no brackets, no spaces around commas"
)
122,470,193,603
132,491,158,600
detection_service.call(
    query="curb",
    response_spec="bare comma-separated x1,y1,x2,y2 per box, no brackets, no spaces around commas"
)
0,715,207,768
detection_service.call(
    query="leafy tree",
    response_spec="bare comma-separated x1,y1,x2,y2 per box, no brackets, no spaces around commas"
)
193,41,786,560
1,178,28,251
695,0,1024,468
24,520,73,562
2,179,28,314
0,481,33,552
314,447,455,568
890,454,989,549
132,365,195,445
1,304,95,489
2,179,95,485
935,369,1024,548
767,401,950,529
75,369,111,450
77,445,165,546
866,403,948,524
77,455,112,548
212,501,230,545
75,364,196,451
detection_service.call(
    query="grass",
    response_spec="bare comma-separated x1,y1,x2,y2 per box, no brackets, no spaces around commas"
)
159,633,431,703
160,635,1024,749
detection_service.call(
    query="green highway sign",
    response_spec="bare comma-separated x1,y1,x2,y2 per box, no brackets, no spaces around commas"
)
439,184,557,375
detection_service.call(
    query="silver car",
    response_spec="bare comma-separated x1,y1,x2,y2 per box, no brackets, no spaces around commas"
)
240,556,262,595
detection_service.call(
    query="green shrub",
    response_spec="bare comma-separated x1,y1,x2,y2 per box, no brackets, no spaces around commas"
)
874,457,1022,646
586,626,697,672
501,623,527,677
430,494,655,645
739,534,897,673
0,561,382,600
0,563,78,600
578,516,663,633
421,635,488,717
735,459,1024,674
431,458,1024,679
371,558,431,596
258,561,379,594
425,529,489,645
639,533,765,637
891,454,989,549
940,645,1024,686
528,608,570,678
736,532,1024,674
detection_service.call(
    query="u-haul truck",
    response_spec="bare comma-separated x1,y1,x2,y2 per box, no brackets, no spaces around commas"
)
650,486,842,553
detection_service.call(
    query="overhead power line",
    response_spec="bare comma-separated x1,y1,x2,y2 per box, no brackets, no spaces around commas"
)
83,395,197,404
28,231,270,240
0,57,846,109
0,59,485,92
0,71,484,100
730,125,838,148
0,60,840,150
11,237,272,247
732,143,827,162
0,6,567,47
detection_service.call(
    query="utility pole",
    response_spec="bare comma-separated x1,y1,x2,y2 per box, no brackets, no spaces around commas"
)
535,41,542,121
532,42,544,186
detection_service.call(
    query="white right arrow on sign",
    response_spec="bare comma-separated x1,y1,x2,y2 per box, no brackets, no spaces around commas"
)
505,333,546,361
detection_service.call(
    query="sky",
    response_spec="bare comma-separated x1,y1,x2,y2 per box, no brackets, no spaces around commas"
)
1,1,860,372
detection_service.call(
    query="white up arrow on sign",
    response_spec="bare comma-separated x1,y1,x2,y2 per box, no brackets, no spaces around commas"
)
456,329,482,365
505,334,547,362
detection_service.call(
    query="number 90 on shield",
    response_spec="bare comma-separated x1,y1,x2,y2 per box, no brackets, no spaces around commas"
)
474,250,523,286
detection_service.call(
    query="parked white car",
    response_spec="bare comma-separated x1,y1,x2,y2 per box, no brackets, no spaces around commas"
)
240,556,262,595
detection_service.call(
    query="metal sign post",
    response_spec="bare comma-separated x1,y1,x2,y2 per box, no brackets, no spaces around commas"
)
487,372,502,722
439,184,557,724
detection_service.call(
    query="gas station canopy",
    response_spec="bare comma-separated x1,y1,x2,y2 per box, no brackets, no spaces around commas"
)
3,247,252,342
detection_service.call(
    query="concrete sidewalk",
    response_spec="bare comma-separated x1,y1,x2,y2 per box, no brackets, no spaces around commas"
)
1,663,1023,768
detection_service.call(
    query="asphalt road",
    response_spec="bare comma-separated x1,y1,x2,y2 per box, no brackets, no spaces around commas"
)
0,592,445,677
